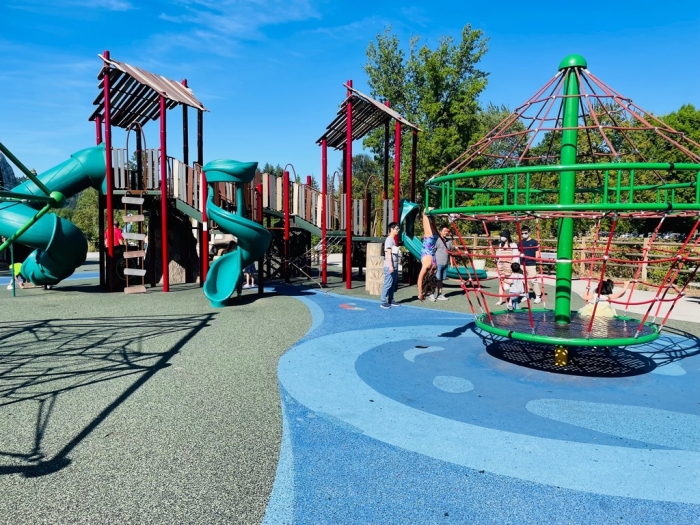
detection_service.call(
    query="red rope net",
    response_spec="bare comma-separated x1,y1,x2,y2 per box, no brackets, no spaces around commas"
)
443,213,700,340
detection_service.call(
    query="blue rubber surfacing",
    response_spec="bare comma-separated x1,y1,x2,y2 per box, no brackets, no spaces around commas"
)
264,290,700,525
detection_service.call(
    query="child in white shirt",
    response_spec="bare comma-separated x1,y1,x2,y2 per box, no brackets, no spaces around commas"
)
504,262,525,310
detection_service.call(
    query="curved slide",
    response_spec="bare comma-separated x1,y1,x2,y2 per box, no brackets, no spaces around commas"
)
399,199,487,280
202,159,271,308
0,145,105,285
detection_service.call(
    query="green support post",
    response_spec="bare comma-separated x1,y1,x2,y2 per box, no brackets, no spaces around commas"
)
10,243,15,298
554,54,586,324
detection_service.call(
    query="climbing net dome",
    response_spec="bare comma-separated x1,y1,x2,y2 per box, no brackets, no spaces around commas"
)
427,54,700,348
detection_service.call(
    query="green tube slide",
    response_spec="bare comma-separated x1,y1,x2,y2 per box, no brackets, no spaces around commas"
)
0,145,106,285
400,199,487,280
202,159,271,308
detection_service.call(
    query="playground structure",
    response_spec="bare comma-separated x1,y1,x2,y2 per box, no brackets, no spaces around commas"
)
425,54,700,363
317,82,421,288
0,53,427,300
0,145,103,288
7,49,698,341
90,51,208,294
202,159,271,308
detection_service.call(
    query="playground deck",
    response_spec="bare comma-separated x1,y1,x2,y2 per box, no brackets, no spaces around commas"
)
1,261,699,524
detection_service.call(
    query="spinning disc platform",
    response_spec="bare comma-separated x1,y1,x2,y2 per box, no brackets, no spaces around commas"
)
475,310,660,347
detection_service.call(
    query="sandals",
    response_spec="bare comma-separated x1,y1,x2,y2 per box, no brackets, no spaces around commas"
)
495,301,505,306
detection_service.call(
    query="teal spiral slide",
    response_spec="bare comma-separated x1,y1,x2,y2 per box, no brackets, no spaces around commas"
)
202,159,271,308
0,145,106,285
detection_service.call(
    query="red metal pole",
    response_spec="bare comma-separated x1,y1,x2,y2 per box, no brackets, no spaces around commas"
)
410,129,417,202
345,80,353,289
182,79,189,166
160,95,169,292
103,50,114,293
256,182,263,293
197,109,204,286
383,101,390,199
95,114,105,287
256,183,263,222
284,170,290,283
306,175,312,186
321,138,328,286
394,120,401,224
95,115,103,145
201,170,209,285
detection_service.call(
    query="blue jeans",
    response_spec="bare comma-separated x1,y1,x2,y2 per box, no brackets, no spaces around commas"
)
381,267,398,304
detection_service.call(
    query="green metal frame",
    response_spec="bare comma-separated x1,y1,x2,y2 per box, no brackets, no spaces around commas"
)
475,311,661,347
427,163,700,214
425,54,700,349
0,142,65,254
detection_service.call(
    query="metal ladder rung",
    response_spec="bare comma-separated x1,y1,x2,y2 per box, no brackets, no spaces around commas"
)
123,250,146,259
124,268,147,277
122,196,145,205
124,285,147,294
123,232,146,241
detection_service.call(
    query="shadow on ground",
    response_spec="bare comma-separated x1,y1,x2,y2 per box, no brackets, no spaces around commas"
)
0,314,214,477
478,324,700,378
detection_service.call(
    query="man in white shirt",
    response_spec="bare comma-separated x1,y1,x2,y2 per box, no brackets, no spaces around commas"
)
380,222,401,309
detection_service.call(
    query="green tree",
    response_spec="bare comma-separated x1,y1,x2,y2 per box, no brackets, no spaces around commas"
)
363,25,489,194
661,104,700,144
338,153,381,198
72,188,100,250
260,163,284,177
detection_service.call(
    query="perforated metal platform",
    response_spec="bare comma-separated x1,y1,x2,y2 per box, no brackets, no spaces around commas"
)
475,310,660,347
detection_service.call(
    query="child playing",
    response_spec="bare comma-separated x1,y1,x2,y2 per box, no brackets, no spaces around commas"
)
578,278,630,318
503,262,525,310
7,262,27,290
243,263,256,289
417,209,439,301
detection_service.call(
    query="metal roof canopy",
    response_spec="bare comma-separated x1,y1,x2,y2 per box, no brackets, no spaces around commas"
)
317,84,420,149
89,55,208,130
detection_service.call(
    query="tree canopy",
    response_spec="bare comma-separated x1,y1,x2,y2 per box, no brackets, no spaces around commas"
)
363,25,489,194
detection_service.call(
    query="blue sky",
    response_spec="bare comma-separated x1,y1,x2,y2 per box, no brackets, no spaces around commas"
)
1,0,698,182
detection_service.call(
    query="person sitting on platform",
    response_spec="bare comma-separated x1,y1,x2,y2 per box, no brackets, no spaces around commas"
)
579,278,630,318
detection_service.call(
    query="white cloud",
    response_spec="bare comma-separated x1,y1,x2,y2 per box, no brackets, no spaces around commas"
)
400,6,430,28
158,0,321,43
10,0,135,11
88,0,134,10
303,16,389,40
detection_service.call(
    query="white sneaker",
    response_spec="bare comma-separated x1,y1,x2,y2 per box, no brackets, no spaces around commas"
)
6,284,13,290
437,294,448,301
428,294,436,302
534,296,542,304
